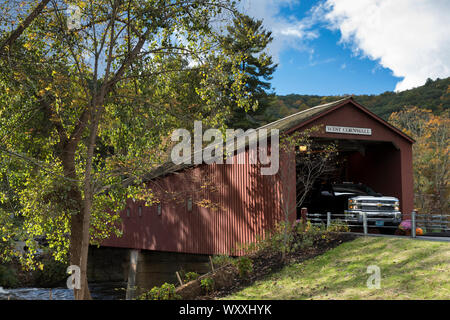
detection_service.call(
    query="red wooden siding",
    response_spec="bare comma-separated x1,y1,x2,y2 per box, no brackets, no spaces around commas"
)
102,148,296,256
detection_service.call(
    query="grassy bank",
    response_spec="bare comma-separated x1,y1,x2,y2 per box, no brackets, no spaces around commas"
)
223,237,450,300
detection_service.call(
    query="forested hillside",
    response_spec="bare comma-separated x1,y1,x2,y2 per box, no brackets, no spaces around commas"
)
265,77,449,122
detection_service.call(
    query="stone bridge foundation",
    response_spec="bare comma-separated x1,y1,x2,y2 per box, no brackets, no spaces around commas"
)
88,246,211,299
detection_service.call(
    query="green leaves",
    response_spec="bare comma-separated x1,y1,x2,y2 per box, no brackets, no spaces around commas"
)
0,0,261,271
220,14,278,129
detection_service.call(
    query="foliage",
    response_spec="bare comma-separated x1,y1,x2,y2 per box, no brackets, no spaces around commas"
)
263,221,297,254
0,0,259,299
0,252,67,288
30,254,68,287
263,220,325,253
137,283,180,300
221,14,278,129
200,276,215,294
211,255,234,268
0,264,18,288
183,271,200,282
326,220,350,233
234,218,349,259
389,107,449,215
293,220,348,251
265,77,450,123
233,256,253,278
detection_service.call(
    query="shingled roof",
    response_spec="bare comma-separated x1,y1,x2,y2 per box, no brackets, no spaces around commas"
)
138,97,354,181
257,96,352,133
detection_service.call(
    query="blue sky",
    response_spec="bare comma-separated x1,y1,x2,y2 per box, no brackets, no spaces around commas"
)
241,0,450,96
273,29,401,96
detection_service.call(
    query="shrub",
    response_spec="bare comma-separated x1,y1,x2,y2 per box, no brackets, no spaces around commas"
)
267,222,290,252
200,277,214,294
232,219,348,262
327,220,350,233
137,283,181,300
294,221,327,246
31,257,68,287
211,255,234,268
183,272,199,282
233,256,253,278
263,219,347,254
0,265,18,288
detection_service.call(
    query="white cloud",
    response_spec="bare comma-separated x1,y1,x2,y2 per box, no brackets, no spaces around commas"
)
240,0,319,63
321,0,450,91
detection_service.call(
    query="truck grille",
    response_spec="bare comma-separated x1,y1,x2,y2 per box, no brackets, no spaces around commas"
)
360,200,396,212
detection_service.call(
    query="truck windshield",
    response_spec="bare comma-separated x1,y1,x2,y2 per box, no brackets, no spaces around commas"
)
332,184,380,196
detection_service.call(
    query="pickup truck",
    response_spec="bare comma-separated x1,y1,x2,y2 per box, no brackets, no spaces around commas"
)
304,182,402,228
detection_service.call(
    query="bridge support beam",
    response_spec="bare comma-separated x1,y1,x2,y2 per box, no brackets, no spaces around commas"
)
126,249,140,300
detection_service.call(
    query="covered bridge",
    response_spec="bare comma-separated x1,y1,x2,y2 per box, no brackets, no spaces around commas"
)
101,97,414,256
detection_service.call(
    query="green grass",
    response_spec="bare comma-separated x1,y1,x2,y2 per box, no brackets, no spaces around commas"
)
222,237,450,300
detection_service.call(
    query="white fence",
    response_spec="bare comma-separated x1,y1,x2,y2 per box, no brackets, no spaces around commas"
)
305,211,450,237
415,213,450,233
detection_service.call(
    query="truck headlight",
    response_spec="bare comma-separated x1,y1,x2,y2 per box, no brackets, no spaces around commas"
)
394,201,400,211
348,199,360,210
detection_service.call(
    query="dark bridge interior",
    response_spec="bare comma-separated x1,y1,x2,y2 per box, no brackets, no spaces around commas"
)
298,138,402,209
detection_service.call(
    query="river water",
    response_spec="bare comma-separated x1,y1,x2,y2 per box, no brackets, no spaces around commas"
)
0,282,127,300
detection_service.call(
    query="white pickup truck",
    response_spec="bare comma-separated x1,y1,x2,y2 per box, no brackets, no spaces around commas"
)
306,182,402,228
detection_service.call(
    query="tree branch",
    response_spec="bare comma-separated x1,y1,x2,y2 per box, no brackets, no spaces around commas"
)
0,0,51,54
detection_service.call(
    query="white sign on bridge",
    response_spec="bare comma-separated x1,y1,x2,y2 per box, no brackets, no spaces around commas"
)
326,125,372,136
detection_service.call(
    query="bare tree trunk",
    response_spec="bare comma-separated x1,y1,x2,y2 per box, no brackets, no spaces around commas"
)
71,212,91,299
60,141,92,299
75,101,101,300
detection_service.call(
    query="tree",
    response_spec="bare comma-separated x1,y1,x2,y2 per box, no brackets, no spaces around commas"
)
389,107,449,217
0,0,254,299
221,14,278,129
